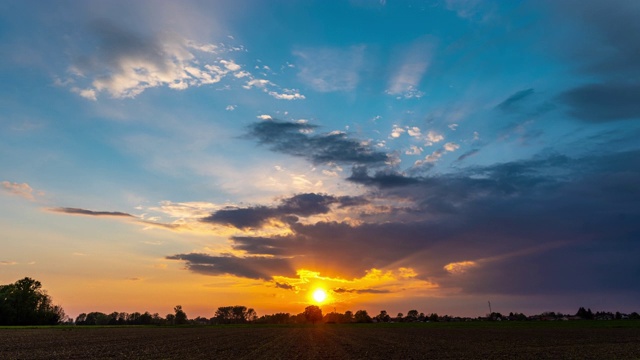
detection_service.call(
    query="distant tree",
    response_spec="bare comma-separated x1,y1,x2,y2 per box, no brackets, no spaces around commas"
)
418,312,426,322
630,312,640,320
406,310,419,322
395,313,404,322
214,305,256,324
354,310,372,323
0,277,66,325
166,313,176,325
576,307,594,320
343,310,354,323
304,305,323,324
174,305,188,325
376,310,390,323
428,313,439,322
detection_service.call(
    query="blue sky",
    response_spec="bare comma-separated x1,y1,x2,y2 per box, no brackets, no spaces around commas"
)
1,0,639,318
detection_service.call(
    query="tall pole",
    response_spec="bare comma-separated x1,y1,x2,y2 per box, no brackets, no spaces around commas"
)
488,301,492,314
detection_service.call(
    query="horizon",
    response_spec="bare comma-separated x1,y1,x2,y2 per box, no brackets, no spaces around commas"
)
2,0,639,321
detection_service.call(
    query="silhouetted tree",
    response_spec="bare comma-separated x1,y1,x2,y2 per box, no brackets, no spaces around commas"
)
406,309,419,322
214,305,257,324
174,305,188,325
344,310,354,323
376,310,390,323
428,313,439,322
354,310,372,323
303,305,323,324
0,278,66,325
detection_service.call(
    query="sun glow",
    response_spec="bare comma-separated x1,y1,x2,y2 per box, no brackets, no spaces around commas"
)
312,288,327,303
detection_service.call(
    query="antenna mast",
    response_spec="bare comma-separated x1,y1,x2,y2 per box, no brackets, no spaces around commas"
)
488,301,492,314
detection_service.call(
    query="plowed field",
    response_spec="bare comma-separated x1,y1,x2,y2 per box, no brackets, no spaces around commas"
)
1,323,639,359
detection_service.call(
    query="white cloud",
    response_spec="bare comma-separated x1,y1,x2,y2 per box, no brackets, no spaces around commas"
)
64,24,248,100
234,71,251,78
226,105,236,111
294,45,365,92
71,87,97,101
444,142,460,152
220,59,241,71
1,181,38,201
390,125,405,138
268,90,305,100
425,131,444,145
448,123,459,131
257,114,272,120
185,40,218,53
243,79,272,89
405,145,423,155
407,126,422,138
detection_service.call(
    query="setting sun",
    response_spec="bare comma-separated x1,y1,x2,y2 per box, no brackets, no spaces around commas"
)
312,289,327,303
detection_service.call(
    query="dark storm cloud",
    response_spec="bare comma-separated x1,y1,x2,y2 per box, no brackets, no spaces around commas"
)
165,253,296,280
170,150,640,297
50,207,135,217
333,288,391,294
558,83,640,122
546,0,640,122
246,120,389,165
496,88,534,111
202,193,369,229
347,166,420,188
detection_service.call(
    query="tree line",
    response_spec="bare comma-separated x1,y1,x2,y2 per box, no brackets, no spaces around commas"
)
2,277,639,326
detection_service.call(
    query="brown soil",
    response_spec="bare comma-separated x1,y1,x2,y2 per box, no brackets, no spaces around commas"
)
1,324,639,359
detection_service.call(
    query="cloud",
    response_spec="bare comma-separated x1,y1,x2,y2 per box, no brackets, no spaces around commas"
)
294,46,365,92
333,287,391,294
49,207,135,218
65,20,237,99
166,253,296,280
167,149,640,299
386,38,434,98
558,83,640,122
274,282,296,290
202,193,368,230
1,181,38,201
267,89,305,100
0,261,18,266
246,120,389,166
546,1,640,122
497,88,534,111
456,149,480,162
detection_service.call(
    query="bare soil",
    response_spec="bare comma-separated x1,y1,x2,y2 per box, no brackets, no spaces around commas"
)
1,323,639,359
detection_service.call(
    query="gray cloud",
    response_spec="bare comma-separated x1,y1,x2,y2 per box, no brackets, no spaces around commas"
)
50,207,134,217
246,120,389,166
166,253,296,280
202,193,368,229
170,150,640,298
274,282,296,290
496,88,534,111
558,82,640,122
546,0,640,122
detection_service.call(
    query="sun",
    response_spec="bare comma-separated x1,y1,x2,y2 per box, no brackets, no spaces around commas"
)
312,288,327,303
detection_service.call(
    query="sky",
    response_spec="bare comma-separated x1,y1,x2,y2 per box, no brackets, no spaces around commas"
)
1,0,639,319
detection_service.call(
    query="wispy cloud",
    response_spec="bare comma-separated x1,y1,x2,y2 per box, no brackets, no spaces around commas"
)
1,181,41,201
386,38,435,98
294,45,366,92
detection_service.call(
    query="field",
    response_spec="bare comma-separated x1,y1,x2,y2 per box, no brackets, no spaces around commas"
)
1,321,639,359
